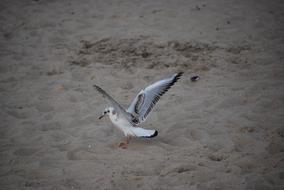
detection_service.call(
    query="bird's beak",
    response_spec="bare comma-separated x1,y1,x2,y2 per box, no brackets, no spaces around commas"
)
98,113,105,120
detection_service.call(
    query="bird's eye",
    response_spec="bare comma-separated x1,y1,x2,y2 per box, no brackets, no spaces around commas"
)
104,111,107,114
107,110,110,113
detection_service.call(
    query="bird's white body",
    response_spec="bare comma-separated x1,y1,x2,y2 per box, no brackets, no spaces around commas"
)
107,107,156,137
108,108,133,136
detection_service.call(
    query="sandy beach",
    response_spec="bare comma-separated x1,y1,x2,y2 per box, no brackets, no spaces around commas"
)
0,0,284,189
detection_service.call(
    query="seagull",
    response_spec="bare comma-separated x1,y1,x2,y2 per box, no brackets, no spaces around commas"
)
94,72,183,149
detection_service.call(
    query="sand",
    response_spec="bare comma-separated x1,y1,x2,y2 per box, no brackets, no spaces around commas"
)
0,0,284,189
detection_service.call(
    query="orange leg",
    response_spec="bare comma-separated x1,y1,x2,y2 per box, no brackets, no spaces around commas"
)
118,136,131,149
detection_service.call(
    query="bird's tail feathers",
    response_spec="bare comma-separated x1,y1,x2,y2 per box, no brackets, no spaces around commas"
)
131,127,158,138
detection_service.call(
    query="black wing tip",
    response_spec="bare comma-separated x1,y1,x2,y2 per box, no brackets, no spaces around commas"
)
93,84,102,91
149,130,158,138
174,72,183,81
151,130,158,137
176,72,184,77
93,84,105,95
170,72,183,85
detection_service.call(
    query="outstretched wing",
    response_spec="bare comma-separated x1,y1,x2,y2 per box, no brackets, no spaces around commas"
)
127,72,183,124
94,85,127,116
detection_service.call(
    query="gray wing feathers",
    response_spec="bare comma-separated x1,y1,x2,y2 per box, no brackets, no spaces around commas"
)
94,85,126,115
127,72,183,124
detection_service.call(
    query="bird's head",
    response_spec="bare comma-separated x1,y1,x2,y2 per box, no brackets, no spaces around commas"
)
98,107,115,119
